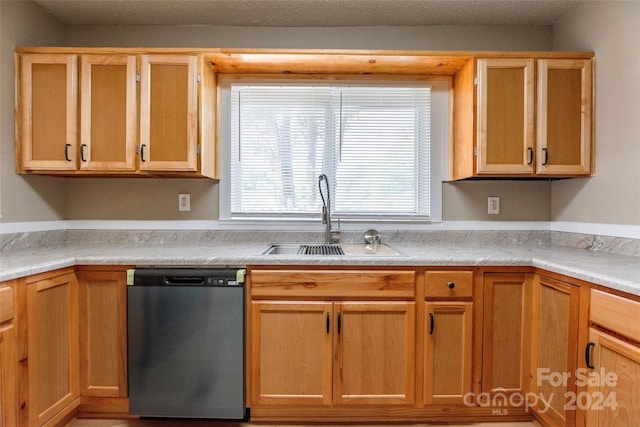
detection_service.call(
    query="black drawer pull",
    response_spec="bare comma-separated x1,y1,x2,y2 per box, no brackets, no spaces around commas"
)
326,312,330,334
448,282,455,289
586,342,595,369
429,312,434,334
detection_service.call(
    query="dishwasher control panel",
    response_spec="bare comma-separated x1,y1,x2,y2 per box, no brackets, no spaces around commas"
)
133,268,246,287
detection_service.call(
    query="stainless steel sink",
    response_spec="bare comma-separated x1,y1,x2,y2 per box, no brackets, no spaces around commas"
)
261,243,404,257
261,243,344,255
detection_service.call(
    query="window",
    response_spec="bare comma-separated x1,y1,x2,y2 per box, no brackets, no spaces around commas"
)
220,77,447,223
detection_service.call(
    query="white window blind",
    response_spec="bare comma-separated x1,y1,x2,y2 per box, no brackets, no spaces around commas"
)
229,82,431,220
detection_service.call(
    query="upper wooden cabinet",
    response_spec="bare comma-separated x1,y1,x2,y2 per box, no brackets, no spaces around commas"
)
16,51,217,178
79,55,138,172
139,55,198,173
453,56,593,179
18,54,78,171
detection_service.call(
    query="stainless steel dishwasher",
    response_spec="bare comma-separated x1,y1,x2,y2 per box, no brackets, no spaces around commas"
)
127,267,246,419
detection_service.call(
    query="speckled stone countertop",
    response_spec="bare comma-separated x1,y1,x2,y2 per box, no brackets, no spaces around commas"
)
1,239,639,296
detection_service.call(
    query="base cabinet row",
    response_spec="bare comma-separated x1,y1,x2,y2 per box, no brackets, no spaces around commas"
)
2,266,637,426
1,267,128,427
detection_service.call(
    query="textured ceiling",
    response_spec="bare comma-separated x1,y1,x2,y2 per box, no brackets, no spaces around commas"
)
32,0,584,27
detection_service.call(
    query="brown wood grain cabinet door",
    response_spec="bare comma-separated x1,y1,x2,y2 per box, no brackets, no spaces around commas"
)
482,273,533,396
77,270,128,398
79,55,138,172
476,58,535,175
18,54,78,172
536,59,593,176
139,55,199,172
530,275,581,427
585,328,640,427
333,301,415,405
423,301,473,405
250,301,333,406
26,272,79,426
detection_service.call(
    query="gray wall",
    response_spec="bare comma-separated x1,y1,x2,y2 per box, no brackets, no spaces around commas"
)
15,2,636,224
0,0,67,222
60,23,553,222
552,2,640,226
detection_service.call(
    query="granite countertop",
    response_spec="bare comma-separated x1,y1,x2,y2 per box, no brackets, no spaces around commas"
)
1,240,639,296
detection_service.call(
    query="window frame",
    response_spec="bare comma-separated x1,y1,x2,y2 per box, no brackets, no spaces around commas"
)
218,74,448,225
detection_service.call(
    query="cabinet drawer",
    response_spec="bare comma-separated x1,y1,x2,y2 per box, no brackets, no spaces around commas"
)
591,289,640,343
250,269,415,298
425,271,473,298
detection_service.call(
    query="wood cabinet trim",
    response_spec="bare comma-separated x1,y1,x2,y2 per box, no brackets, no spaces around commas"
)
250,269,415,299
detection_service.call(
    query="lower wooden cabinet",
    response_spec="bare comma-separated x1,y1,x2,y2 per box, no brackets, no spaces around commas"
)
26,269,80,426
77,268,128,398
423,301,473,405
586,290,640,427
482,272,533,396
529,275,581,427
0,285,17,427
250,300,415,407
585,328,640,426
250,301,333,406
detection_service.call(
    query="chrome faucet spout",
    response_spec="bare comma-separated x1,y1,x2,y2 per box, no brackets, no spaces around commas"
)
318,174,340,244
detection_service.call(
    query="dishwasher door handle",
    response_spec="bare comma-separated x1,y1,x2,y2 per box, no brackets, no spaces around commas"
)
164,276,205,285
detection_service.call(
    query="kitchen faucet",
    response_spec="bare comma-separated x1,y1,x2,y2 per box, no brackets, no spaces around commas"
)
318,174,341,244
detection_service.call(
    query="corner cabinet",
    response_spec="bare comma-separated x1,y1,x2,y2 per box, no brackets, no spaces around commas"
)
453,56,593,179
15,50,217,178
529,274,582,427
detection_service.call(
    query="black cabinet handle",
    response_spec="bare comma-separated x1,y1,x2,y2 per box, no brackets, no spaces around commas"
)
140,144,147,162
337,312,342,334
527,147,533,165
542,148,549,166
586,342,595,369
448,282,455,289
64,143,72,161
326,312,330,334
80,144,87,162
429,313,434,335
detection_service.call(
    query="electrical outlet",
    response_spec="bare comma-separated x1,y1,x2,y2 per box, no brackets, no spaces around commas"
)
178,194,191,212
488,196,500,215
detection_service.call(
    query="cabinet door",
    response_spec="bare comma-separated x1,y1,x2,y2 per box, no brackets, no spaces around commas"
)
530,276,580,427
586,328,640,427
251,301,333,406
27,272,79,426
537,59,592,175
18,54,78,171
77,270,127,398
482,273,532,396
79,55,137,171
424,301,473,405
476,58,535,175
334,302,415,405
139,55,198,172
0,286,17,427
